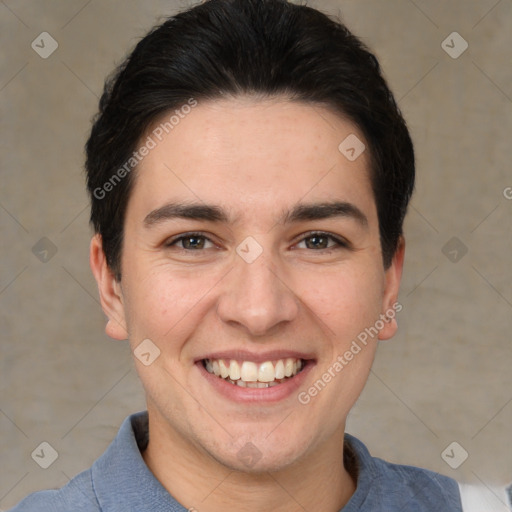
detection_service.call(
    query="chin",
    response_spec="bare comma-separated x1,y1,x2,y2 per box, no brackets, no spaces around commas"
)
203,431,312,474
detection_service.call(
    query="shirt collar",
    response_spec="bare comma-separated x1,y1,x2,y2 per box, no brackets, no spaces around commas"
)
90,411,378,511
91,411,186,511
341,433,380,510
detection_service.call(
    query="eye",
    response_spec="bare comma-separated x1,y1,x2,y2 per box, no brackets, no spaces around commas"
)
165,233,215,250
295,232,349,251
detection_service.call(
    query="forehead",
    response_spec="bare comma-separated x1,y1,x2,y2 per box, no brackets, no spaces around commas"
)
128,97,376,225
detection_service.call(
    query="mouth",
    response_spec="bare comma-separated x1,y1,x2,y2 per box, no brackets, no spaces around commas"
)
202,357,306,388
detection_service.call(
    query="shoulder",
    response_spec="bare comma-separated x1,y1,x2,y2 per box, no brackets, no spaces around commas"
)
345,433,463,511
374,456,461,506
6,469,100,512
7,412,153,512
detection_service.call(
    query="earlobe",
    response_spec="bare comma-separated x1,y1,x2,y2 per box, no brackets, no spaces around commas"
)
378,317,398,341
89,234,129,340
378,237,405,341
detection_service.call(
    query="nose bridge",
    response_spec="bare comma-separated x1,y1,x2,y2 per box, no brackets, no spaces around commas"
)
216,246,299,335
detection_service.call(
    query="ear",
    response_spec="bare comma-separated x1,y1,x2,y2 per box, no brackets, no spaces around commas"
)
89,234,129,340
378,236,405,341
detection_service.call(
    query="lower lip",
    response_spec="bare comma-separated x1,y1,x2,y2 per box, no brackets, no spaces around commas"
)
197,360,315,404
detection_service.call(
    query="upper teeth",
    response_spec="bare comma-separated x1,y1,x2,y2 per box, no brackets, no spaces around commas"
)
205,358,303,383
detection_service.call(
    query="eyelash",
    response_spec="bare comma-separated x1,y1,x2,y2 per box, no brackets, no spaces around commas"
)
295,231,350,251
165,231,350,252
165,232,216,251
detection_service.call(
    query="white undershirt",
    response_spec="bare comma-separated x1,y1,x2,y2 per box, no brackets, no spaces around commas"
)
459,483,511,512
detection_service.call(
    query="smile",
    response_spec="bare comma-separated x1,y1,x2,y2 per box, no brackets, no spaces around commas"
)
203,358,305,388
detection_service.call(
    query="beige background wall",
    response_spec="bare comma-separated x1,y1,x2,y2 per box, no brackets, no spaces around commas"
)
1,0,511,509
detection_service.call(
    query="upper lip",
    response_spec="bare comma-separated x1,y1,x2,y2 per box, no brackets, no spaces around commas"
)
195,349,316,365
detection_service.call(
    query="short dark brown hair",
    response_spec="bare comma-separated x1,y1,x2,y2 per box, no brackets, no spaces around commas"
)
85,0,415,280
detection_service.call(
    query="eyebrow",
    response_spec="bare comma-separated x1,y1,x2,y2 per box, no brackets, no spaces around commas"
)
144,203,229,226
283,201,368,227
143,200,368,228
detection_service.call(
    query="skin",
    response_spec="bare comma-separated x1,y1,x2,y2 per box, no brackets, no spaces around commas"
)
90,96,404,512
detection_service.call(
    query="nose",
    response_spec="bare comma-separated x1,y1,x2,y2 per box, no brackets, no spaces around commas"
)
216,251,299,337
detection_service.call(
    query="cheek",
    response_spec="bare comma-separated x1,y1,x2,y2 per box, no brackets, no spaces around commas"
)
295,264,384,340
122,265,222,344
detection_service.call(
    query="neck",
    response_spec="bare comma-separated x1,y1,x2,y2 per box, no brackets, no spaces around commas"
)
142,409,356,512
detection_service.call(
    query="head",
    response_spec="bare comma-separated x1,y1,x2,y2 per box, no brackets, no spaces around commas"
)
88,0,414,473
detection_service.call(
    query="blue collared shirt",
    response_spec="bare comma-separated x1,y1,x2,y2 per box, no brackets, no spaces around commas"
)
9,411,465,511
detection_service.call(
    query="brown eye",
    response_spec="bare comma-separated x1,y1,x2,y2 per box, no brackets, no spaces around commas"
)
181,236,206,249
166,233,214,250
304,234,330,249
297,232,347,251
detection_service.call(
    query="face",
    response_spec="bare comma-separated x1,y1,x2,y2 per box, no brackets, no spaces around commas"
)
91,97,403,473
